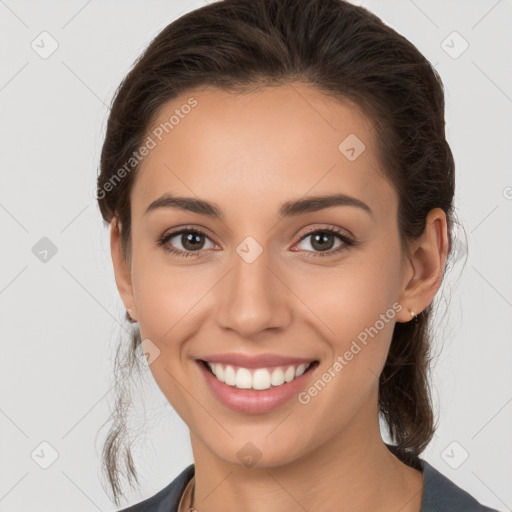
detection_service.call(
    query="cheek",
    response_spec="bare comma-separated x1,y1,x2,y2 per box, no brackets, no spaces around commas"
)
290,240,403,393
130,241,210,340
294,250,402,343
132,228,403,347
130,253,204,420
293,261,401,433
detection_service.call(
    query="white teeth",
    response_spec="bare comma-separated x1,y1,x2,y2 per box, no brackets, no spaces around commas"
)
235,368,252,389
295,363,307,377
253,368,271,390
223,365,236,386
270,367,285,386
284,365,295,382
215,364,224,382
206,361,313,390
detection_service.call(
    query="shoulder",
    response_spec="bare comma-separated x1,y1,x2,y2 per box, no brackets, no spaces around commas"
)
117,464,195,512
420,458,500,512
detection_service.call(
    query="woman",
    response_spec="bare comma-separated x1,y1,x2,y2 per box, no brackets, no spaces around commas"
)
96,0,499,510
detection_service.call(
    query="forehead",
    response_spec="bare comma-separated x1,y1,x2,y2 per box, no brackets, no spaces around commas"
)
132,83,396,219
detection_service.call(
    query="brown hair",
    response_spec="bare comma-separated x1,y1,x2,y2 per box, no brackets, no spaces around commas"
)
96,0,457,505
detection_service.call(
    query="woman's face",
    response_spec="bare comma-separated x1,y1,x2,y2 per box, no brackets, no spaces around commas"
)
112,83,434,468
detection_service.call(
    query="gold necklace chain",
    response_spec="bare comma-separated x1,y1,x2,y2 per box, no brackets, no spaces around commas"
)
177,476,195,512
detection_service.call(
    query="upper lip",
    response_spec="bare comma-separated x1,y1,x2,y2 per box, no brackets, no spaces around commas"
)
198,352,317,369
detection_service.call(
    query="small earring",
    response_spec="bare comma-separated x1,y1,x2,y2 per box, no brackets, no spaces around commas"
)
409,308,418,320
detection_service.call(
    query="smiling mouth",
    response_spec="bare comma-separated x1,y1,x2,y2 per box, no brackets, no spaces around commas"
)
199,359,319,391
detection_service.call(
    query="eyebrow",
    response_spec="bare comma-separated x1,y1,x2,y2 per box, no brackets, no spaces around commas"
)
144,192,373,220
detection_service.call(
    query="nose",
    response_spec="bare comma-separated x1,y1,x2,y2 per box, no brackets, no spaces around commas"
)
215,246,292,338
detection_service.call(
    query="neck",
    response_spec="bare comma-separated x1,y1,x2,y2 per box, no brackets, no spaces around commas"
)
188,399,424,512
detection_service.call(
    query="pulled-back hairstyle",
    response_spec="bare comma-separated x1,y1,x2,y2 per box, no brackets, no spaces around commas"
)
96,0,457,505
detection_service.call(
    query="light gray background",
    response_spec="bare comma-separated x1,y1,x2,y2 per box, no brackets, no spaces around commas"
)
1,0,511,511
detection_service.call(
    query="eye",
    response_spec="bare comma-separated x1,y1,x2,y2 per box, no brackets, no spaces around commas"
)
293,227,355,258
157,225,356,259
157,227,217,258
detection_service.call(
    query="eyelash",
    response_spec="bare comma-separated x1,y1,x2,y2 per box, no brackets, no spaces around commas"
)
157,226,356,259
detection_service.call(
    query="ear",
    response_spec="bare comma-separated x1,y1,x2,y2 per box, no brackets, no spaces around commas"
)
396,208,449,323
110,217,137,322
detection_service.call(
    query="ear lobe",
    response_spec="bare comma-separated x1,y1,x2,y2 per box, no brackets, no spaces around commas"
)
396,208,449,323
109,218,137,320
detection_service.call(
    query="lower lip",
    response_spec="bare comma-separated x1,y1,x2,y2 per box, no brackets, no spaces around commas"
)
197,360,318,414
